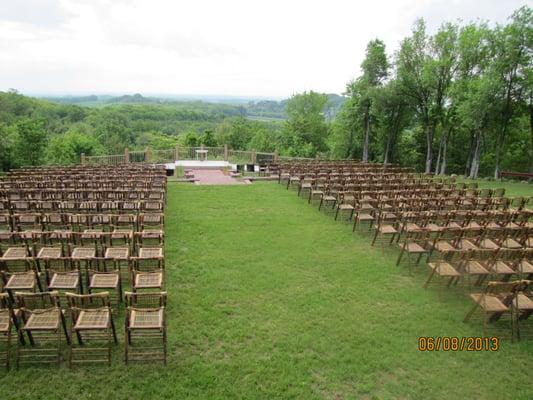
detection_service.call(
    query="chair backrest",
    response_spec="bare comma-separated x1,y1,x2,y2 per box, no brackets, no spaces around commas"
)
65,291,111,310
15,291,60,310
125,291,167,308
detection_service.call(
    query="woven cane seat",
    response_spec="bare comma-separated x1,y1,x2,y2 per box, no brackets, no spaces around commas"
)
90,273,119,288
427,262,460,277
74,309,110,330
139,248,163,259
24,309,60,330
49,272,79,289
469,294,509,313
71,247,96,260
2,247,29,260
4,272,36,290
37,247,62,259
135,271,163,289
105,247,129,260
130,309,163,329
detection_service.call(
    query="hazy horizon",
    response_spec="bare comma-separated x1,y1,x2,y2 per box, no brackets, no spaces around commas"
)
1,0,529,97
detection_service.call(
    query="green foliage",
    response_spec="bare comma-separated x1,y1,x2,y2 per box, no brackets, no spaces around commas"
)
282,91,330,157
13,118,48,167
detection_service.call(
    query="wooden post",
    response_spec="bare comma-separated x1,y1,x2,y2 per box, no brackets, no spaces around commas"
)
274,150,279,162
251,149,257,164
200,144,205,161
175,145,179,161
81,153,86,165
224,144,228,161
124,148,129,163
145,148,150,163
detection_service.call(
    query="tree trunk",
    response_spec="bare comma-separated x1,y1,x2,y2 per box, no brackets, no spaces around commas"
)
529,100,533,181
439,128,451,175
469,129,482,179
362,105,370,162
435,131,444,175
424,122,434,174
383,133,391,165
494,126,505,180
465,131,475,177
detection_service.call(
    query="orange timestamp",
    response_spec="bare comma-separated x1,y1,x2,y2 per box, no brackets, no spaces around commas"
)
418,336,500,352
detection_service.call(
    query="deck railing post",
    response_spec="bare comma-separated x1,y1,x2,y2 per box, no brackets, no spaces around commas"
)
145,148,150,163
252,149,257,164
274,150,279,162
175,145,179,161
224,144,228,161
81,153,86,165
124,148,129,163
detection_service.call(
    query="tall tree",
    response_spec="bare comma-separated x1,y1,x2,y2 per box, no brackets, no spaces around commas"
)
491,6,532,178
282,91,330,157
346,39,389,162
396,20,458,173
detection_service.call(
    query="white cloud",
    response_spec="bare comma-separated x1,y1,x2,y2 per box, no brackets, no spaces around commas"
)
0,0,528,97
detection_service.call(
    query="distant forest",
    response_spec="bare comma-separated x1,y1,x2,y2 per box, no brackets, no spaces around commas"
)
0,5,531,178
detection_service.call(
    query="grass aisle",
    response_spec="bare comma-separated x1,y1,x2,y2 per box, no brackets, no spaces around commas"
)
0,181,531,399
166,182,532,399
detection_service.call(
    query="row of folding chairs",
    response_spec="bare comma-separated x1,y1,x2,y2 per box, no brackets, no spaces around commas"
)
0,212,164,232
0,290,167,368
1,201,165,214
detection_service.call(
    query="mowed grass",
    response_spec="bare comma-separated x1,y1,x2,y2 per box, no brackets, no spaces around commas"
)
459,178,532,197
0,181,532,399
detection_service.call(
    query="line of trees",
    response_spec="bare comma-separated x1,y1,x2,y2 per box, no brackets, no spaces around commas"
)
328,6,532,178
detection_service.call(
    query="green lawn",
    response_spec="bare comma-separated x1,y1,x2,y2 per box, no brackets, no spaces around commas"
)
459,178,532,197
1,181,532,399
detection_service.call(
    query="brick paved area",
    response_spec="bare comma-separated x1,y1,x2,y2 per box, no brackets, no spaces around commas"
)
192,169,243,185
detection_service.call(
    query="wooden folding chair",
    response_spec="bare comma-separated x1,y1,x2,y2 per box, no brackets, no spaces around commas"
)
15,291,69,367
124,291,167,365
65,292,117,367
464,280,523,340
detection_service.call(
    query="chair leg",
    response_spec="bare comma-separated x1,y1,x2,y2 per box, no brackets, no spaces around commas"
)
396,249,404,266
371,230,378,246
423,269,436,289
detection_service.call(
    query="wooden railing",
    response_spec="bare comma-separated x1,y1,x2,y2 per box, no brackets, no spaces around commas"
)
82,145,281,165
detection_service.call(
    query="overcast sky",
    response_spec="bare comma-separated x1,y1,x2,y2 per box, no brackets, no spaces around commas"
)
0,0,528,98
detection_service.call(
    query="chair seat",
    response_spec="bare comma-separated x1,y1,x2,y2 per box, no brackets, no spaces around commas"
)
434,241,455,252
74,309,110,330
402,242,427,253
357,213,374,221
130,309,164,329
378,225,397,234
135,272,163,288
322,195,336,201
5,273,36,290
464,261,489,275
501,238,522,249
425,223,443,233
24,309,60,330
469,294,509,312
90,273,119,288
404,223,422,232
338,204,354,210
491,261,515,275
516,294,533,310
479,239,499,250
518,260,533,274
49,272,79,289
458,239,478,250
428,262,460,277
